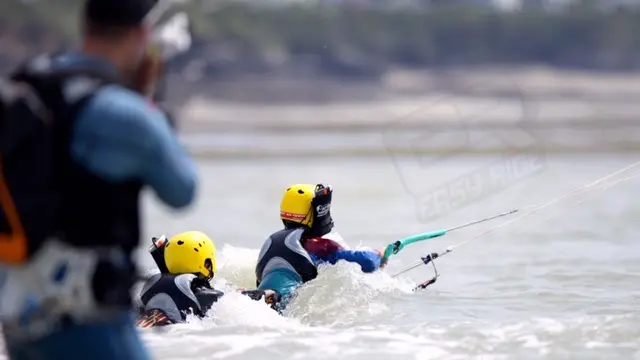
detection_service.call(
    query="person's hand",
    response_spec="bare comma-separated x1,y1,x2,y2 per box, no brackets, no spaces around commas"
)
262,290,278,304
241,289,281,304
131,53,164,97
376,249,388,269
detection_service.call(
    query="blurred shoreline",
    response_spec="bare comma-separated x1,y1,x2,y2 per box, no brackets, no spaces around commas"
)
179,103,640,159
167,66,640,106
186,147,640,160
174,67,640,158
177,66,640,126
165,66,640,110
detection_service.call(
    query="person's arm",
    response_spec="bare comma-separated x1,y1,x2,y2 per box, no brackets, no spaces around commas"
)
325,249,383,273
240,289,282,307
70,86,197,208
194,288,224,313
304,237,386,273
309,253,324,266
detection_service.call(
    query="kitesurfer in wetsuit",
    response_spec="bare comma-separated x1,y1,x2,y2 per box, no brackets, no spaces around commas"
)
0,0,196,359
136,231,223,327
251,184,387,311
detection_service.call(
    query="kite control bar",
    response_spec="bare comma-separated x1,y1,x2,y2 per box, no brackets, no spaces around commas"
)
381,210,517,262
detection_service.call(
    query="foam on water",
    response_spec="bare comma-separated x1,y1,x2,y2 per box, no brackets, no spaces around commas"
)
135,243,640,360
2,155,639,360
136,244,434,359
203,244,414,327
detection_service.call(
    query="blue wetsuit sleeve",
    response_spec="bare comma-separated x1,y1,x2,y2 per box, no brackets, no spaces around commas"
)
71,86,197,208
326,249,382,273
257,270,302,300
309,253,323,266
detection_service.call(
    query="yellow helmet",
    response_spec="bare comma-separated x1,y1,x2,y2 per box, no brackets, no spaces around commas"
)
164,231,217,279
280,184,317,227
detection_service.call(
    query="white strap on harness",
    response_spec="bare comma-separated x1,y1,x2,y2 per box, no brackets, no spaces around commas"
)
0,240,103,338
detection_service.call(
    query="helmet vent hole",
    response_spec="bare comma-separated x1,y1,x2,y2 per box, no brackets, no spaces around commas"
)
198,243,202,247
298,189,304,194
286,187,291,191
193,248,199,252
177,240,184,245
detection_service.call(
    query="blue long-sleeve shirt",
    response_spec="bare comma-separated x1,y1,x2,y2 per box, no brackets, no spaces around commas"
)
53,52,197,208
318,249,382,273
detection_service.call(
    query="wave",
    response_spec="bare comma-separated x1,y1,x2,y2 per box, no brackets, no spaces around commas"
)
138,244,416,329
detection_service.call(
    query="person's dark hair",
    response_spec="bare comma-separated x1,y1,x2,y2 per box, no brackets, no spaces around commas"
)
82,0,158,39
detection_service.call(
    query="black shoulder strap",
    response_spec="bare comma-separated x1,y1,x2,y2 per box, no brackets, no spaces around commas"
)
8,53,121,163
10,53,119,84
10,53,119,114
0,78,51,156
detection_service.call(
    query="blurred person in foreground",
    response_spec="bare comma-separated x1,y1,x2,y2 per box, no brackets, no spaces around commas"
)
136,231,224,327
251,184,388,312
0,0,196,359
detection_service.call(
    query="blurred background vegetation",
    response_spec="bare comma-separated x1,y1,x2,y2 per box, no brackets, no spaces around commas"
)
3,0,640,78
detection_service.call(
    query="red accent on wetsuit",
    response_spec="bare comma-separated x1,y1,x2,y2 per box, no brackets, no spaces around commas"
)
303,237,344,258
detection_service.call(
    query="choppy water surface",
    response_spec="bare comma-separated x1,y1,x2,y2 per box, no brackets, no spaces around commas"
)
135,154,640,360
2,154,638,360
